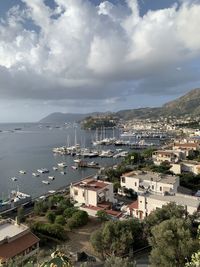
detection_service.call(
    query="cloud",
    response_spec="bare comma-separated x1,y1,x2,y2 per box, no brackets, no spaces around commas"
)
0,0,200,106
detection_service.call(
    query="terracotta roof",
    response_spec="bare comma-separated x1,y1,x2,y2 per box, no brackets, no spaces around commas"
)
0,232,39,260
105,210,123,218
174,143,198,148
128,200,139,210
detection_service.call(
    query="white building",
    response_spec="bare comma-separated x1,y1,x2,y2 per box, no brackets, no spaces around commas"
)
70,177,115,207
170,162,200,175
120,171,179,196
0,219,39,266
132,193,200,220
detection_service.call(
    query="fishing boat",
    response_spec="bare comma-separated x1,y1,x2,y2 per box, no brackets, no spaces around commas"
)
52,166,58,171
60,171,66,175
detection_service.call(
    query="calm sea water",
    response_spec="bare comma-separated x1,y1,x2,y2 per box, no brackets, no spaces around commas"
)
0,123,122,199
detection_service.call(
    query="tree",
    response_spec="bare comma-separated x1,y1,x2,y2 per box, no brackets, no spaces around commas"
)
143,202,188,237
17,206,25,224
46,210,56,224
185,226,200,267
67,210,89,229
90,219,144,258
96,210,109,222
55,215,65,225
149,218,198,267
104,256,136,267
34,200,48,215
64,207,78,219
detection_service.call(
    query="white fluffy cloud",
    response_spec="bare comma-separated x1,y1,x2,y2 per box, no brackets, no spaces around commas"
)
0,0,200,104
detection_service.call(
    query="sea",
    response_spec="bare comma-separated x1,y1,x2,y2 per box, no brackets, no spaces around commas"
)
0,123,125,199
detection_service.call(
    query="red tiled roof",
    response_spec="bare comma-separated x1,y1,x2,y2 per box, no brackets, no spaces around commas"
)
0,232,39,260
105,210,123,218
174,143,198,148
128,200,138,210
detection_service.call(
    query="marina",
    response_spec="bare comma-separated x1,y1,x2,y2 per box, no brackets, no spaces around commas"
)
0,122,162,200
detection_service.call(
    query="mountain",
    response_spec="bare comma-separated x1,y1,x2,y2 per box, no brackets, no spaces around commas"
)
117,88,200,119
39,88,200,122
163,88,200,116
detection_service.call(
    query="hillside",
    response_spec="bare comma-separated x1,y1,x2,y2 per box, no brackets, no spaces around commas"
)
39,88,200,122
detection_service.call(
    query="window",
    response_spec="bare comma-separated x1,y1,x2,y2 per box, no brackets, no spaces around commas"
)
74,189,78,196
121,177,125,183
135,182,137,187
160,186,162,191
152,185,154,190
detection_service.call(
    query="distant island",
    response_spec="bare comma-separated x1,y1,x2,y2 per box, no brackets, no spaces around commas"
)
39,88,200,123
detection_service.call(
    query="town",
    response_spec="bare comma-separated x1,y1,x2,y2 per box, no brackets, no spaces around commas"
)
1,115,200,267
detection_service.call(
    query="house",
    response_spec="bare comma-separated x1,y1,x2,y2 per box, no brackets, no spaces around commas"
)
170,162,200,175
173,142,199,153
120,171,179,196
70,177,115,207
0,218,39,266
152,149,185,165
132,193,200,220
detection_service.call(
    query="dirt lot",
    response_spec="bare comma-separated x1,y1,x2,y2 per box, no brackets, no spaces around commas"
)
66,217,102,256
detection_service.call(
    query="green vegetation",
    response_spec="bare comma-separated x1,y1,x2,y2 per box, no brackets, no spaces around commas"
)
67,210,89,230
81,115,117,129
90,219,145,258
17,206,25,224
96,210,109,222
179,173,200,191
31,222,65,240
186,226,200,267
149,218,198,267
46,210,56,224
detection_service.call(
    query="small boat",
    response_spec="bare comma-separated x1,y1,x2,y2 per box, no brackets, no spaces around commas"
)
11,177,18,181
48,190,56,194
74,158,81,163
37,168,49,173
71,165,78,170
19,170,26,174
42,180,50,185
32,172,40,177
52,166,58,171
57,162,67,168
60,171,66,175
48,176,55,180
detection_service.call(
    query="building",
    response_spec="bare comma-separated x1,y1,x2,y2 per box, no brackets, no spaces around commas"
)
70,177,115,207
130,193,200,220
120,171,179,196
0,218,39,266
171,162,200,175
173,142,199,152
152,150,185,165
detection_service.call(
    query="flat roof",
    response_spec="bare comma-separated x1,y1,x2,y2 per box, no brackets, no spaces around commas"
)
72,178,109,191
146,193,200,208
0,220,28,242
123,171,178,185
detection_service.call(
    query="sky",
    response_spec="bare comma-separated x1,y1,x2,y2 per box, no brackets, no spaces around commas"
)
0,0,200,122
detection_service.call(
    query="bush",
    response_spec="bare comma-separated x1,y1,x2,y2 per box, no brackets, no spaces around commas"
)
67,210,89,229
64,207,78,218
55,215,65,225
31,222,65,240
46,211,56,224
